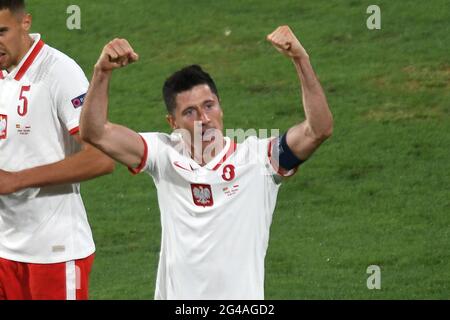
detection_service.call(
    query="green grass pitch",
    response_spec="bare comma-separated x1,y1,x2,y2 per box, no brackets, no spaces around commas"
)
28,0,449,299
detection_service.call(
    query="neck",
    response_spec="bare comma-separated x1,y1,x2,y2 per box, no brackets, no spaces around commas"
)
190,138,226,166
8,34,34,73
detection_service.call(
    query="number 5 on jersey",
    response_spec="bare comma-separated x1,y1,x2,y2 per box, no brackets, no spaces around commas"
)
18,85,31,117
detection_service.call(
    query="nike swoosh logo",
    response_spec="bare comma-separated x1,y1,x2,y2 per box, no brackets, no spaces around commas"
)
174,161,192,172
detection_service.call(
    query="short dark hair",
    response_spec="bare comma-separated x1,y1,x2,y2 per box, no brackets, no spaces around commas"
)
163,65,219,114
0,0,25,13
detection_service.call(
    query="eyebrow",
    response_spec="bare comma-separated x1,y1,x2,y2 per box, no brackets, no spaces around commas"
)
181,98,216,113
182,106,195,113
202,99,215,105
185,99,215,109
0,27,9,32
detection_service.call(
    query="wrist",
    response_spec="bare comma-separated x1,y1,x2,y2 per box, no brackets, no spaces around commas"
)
13,171,27,192
292,55,310,64
93,65,113,78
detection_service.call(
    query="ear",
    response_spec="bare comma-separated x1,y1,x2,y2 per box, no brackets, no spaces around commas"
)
218,103,224,119
166,114,177,130
21,13,32,32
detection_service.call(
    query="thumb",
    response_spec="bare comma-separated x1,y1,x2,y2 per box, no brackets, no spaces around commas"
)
129,52,139,63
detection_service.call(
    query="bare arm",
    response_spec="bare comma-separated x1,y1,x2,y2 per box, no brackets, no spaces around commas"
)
0,134,114,195
80,39,144,169
267,26,333,161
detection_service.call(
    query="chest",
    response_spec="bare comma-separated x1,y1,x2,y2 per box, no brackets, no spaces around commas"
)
0,80,54,140
161,156,266,209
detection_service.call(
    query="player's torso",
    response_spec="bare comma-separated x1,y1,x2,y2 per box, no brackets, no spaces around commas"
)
0,48,71,172
158,140,268,214
152,136,279,299
153,136,280,249
0,37,94,263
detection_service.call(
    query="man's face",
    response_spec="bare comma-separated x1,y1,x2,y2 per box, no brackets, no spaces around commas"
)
167,84,224,153
0,9,32,71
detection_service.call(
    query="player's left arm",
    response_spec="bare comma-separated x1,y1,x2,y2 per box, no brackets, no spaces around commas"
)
267,26,333,168
0,133,114,195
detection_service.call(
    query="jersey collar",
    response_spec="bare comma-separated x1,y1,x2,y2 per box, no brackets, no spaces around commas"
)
1,33,44,81
170,134,237,171
203,137,237,171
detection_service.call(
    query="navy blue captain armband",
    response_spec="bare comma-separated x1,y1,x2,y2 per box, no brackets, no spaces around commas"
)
274,133,306,171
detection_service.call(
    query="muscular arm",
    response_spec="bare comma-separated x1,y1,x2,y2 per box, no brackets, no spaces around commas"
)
0,134,114,195
267,26,333,162
79,39,144,169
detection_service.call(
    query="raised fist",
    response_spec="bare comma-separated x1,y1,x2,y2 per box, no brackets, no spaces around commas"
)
95,38,139,72
267,26,309,59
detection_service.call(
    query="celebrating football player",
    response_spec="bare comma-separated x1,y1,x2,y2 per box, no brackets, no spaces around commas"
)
80,25,333,299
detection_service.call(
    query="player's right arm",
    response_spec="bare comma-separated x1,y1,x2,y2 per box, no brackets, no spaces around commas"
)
80,39,144,169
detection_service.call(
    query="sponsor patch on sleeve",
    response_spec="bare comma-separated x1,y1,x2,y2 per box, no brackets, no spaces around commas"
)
71,93,86,109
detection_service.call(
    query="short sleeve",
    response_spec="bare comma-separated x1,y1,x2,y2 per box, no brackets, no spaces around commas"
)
128,132,169,181
253,137,298,185
50,58,89,135
266,137,299,178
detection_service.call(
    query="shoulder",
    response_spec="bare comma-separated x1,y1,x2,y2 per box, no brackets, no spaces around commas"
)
44,46,86,80
136,132,185,174
138,132,176,151
139,132,172,143
230,136,273,168
240,135,273,154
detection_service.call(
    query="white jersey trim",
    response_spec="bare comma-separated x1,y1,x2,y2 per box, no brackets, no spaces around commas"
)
65,260,76,300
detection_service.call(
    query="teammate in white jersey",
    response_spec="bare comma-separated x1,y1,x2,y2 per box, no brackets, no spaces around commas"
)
80,26,333,299
0,0,114,300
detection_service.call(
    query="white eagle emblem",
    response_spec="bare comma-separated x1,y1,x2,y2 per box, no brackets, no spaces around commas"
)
193,186,211,204
191,184,214,207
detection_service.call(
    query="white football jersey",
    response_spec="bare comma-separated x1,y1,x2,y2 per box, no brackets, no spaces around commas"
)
0,34,95,263
134,132,293,300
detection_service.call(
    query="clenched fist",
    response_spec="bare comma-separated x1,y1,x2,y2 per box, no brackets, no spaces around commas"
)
95,38,139,72
267,26,309,59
